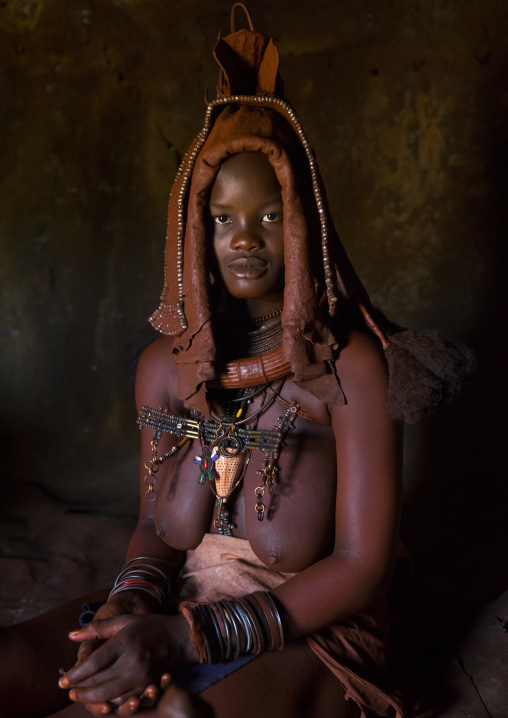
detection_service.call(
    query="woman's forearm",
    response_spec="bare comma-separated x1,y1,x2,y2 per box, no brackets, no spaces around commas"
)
272,549,394,638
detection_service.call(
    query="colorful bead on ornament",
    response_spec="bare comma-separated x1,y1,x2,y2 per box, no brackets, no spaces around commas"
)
194,446,219,484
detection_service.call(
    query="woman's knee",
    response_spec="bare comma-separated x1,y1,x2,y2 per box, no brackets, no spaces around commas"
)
0,591,108,718
201,639,346,718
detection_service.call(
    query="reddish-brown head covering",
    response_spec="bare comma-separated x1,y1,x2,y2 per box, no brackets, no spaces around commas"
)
149,5,475,421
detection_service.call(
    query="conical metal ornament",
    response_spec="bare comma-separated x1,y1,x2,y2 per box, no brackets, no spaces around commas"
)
215,447,245,498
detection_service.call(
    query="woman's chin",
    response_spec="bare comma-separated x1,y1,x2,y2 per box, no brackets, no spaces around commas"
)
220,279,285,303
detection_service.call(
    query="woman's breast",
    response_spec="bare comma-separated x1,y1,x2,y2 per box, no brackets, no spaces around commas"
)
153,442,216,549
240,415,337,573
153,402,337,572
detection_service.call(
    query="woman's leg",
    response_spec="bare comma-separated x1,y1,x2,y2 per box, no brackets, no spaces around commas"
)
49,640,354,718
0,589,109,718
201,638,349,718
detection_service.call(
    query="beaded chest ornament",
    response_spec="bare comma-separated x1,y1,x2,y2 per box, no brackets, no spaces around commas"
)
137,387,298,535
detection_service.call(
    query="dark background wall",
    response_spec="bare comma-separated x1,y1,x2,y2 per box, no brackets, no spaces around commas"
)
1,0,507,609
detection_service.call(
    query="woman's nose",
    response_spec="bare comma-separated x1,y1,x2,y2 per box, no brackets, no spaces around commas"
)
231,225,263,251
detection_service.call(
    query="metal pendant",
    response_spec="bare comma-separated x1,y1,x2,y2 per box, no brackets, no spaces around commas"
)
214,448,245,498
213,447,246,537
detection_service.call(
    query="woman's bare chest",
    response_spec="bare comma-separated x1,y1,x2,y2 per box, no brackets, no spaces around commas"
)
149,385,338,572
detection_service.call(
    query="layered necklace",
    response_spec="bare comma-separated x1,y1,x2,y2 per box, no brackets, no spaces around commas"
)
137,306,298,535
216,306,283,358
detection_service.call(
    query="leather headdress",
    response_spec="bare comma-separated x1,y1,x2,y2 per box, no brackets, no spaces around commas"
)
149,4,475,421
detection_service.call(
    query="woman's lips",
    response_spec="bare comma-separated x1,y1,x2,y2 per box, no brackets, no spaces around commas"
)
227,257,268,279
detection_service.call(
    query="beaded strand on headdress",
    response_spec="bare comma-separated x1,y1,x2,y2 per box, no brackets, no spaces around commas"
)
149,125,212,334
149,94,343,335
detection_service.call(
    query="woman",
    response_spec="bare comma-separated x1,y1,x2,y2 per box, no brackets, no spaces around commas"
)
0,7,473,718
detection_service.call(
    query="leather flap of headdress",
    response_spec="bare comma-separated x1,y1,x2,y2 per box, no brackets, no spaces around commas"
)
214,29,280,97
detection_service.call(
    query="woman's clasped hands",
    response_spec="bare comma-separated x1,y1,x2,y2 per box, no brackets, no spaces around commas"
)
58,605,197,716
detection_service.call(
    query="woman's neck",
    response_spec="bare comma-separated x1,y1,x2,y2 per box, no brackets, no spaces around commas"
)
214,288,284,360
217,289,284,324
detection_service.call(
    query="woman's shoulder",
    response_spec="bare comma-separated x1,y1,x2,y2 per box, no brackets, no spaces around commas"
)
336,328,386,369
135,335,179,409
137,334,175,371
333,329,389,402
280,330,388,424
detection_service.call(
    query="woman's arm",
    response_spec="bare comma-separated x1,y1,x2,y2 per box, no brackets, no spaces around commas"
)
83,338,187,621
59,338,197,713
126,336,188,570
272,331,402,636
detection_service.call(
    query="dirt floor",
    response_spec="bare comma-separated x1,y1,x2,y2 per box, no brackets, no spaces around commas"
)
0,482,506,718
413,592,508,718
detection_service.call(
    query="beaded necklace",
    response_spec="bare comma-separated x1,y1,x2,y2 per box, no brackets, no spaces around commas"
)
139,305,299,532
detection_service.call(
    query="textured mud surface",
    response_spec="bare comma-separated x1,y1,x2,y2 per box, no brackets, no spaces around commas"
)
0,483,135,624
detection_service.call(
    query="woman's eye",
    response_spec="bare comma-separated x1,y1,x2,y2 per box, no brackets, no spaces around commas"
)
262,212,282,223
214,214,231,225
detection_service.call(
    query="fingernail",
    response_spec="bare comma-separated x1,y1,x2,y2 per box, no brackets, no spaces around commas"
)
68,630,81,637
58,676,69,688
100,707,111,715
69,690,76,701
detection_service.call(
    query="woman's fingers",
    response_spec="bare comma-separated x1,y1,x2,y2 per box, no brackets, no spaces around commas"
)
60,648,116,688
83,702,112,716
59,614,177,706
113,696,141,716
140,683,159,707
160,673,172,690
65,667,148,706
77,639,103,664
69,616,134,644
105,684,158,716
110,684,159,715
61,619,138,687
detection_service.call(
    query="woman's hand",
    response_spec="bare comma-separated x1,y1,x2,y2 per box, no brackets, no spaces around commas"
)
70,591,163,714
76,591,162,666
59,613,197,714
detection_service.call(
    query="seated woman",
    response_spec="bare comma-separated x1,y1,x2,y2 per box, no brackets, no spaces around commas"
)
0,7,474,718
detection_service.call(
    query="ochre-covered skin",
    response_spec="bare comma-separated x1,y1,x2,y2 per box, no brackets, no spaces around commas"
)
2,10,473,717
155,100,351,419
0,151,403,718
41,153,403,718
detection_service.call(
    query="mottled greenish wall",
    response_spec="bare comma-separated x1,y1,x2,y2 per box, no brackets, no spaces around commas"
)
1,1,507,591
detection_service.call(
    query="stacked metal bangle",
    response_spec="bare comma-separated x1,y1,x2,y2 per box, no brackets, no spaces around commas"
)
181,591,284,664
108,557,172,607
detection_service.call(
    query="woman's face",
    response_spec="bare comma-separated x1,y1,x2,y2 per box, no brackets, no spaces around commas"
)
209,152,284,301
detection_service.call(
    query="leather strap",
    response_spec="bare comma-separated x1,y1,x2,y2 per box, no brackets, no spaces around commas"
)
231,3,254,32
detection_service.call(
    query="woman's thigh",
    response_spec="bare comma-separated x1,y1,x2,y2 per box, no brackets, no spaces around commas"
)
0,589,109,718
50,640,351,718
201,639,347,718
